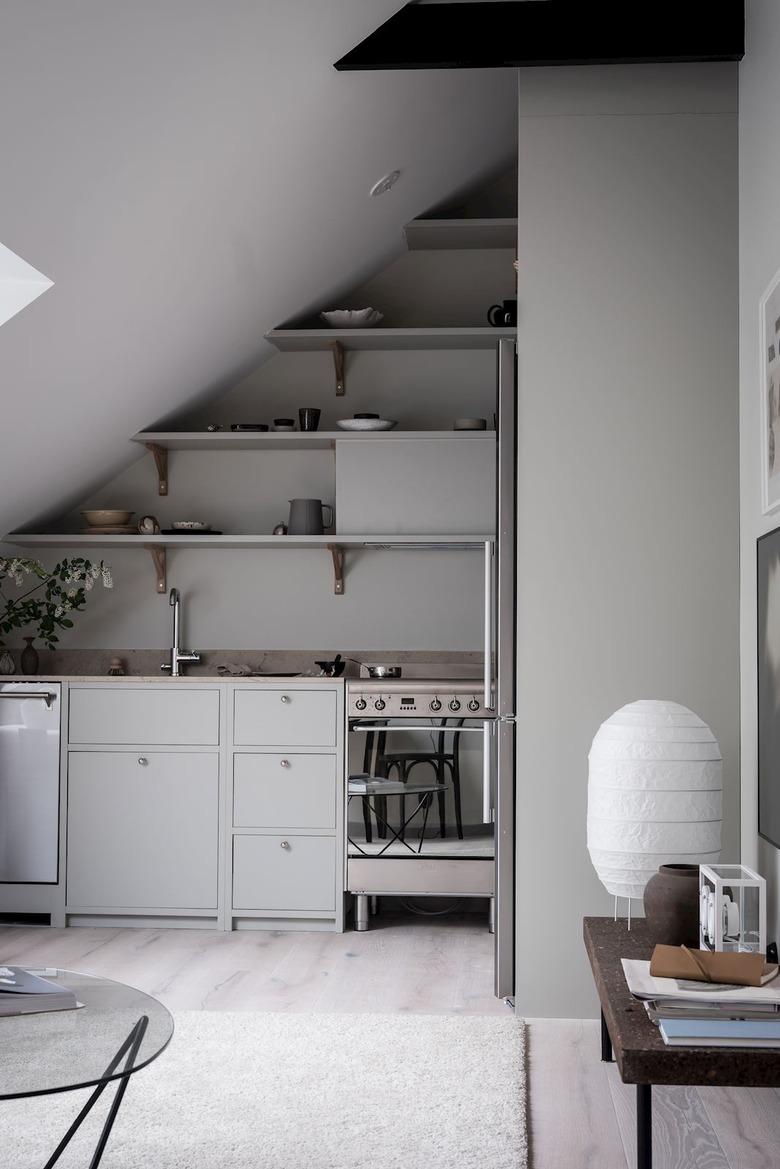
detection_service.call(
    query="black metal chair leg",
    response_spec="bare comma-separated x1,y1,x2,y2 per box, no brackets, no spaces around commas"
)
361,795,373,843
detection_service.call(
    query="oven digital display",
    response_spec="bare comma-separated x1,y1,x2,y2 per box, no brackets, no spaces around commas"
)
400,697,416,706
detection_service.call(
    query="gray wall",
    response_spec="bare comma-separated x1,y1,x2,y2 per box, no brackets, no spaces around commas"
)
514,65,740,1018
738,4,780,943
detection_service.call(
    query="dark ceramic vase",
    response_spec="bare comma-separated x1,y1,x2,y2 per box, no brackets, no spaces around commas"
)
20,637,39,676
642,863,700,947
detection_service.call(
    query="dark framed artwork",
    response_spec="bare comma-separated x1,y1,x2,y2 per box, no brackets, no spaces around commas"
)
758,525,780,846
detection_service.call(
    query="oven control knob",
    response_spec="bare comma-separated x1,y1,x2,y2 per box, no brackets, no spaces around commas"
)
355,698,367,711
449,698,461,712
430,698,442,712
468,698,481,712
374,698,386,711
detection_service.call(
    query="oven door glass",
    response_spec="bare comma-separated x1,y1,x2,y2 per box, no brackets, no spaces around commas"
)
346,717,495,862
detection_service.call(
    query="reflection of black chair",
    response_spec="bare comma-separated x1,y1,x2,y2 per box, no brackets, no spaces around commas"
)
354,724,388,843
378,719,465,840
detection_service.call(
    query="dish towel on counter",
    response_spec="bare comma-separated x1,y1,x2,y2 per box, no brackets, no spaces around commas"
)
216,662,253,676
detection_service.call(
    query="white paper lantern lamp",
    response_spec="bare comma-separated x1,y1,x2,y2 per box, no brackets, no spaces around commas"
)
587,700,722,902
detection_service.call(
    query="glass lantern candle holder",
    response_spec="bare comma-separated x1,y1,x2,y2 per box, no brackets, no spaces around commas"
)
699,863,766,954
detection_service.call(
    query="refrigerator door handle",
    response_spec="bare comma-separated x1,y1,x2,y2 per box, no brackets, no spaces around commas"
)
482,720,493,823
483,540,494,711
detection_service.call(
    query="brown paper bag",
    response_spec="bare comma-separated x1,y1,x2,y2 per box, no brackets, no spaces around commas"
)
649,944,778,987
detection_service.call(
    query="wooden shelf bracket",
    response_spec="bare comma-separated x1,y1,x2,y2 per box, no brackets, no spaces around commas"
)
330,340,345,396
144,543,167,593
145,442,169,495
327,543,344,594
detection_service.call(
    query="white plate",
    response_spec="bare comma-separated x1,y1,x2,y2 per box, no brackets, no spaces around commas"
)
336,419,398,432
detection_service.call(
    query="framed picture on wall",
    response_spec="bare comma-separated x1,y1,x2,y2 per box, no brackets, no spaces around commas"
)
757,525,780,847
760,266,780,513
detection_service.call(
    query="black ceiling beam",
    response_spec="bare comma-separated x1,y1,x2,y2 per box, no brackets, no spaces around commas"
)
334,2,745,71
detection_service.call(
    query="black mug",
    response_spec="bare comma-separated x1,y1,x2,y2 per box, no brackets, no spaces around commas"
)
299,408,321,432
487,299,517,328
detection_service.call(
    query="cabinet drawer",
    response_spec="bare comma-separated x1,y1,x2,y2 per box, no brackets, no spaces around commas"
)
66,751,219,908
68,687,220,745
233,689,337,747
232,835,335,912
233,754,336,829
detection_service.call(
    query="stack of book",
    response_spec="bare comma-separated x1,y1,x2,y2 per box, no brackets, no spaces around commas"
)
0,966,79,1016
622,948,780,1048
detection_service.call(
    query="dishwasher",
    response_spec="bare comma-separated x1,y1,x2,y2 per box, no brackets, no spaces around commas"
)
0,681,61,883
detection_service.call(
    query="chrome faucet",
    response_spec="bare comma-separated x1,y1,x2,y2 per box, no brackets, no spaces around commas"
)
161,587,201,676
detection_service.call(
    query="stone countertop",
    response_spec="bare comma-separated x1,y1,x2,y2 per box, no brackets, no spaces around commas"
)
583,916,780,1087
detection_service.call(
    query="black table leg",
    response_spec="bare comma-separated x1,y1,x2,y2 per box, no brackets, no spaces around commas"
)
637,1083,652,1169
43,1015,149,1169
600,1009,613,1062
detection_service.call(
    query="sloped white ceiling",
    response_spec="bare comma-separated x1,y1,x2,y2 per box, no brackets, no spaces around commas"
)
0,1,517,537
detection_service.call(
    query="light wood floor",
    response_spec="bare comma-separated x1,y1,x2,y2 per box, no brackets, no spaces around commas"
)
3,912,780,1167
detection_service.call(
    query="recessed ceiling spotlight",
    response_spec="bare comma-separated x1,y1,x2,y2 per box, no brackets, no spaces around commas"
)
369,170,400,197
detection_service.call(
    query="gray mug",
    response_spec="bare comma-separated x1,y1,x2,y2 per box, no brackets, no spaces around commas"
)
288,498,334,534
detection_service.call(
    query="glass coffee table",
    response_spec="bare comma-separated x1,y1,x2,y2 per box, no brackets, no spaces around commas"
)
0,967,173,1168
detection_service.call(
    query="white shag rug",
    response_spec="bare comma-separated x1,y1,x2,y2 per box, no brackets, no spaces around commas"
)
1,1011,527,1168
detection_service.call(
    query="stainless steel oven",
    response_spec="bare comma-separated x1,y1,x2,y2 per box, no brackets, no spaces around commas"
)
345,676,497,931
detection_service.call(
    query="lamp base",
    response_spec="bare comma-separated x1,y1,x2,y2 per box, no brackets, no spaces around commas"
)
642,863,700,948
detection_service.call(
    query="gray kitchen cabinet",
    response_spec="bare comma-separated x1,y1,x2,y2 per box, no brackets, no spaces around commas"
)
63,684,223,928
66,751,219,911
227,683,344,931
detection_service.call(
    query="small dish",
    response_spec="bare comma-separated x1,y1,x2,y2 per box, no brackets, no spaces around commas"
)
336,418,398,432
171,521,212,531
453,418,487,430
231,423,268,432
320,308,384,329
161,528,222,536
81,509,134,526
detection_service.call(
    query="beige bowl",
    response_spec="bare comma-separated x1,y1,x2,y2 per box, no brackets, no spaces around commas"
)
453,418,487,430
81,509,134,526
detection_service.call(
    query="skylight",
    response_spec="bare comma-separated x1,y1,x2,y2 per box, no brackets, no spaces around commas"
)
0,241,53,327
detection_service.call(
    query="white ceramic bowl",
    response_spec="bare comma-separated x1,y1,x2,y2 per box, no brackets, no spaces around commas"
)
171,521,211,531
336,419,397,431
81,509,134,526
320,308,384,329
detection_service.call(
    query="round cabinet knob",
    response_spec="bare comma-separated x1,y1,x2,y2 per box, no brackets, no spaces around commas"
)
280,695,290,704
449,699,461,712
280,840,291,850
355,698,367,711
468,698,480,712
374,698,386,711
280,759,290,768
138,757,148,765
430,698,442,712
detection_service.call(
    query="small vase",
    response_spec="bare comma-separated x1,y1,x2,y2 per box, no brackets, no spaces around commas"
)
643,863,701,948
20,637,39,676
0,650,15,675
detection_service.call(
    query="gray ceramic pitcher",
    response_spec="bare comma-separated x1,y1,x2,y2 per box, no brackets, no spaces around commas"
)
287,498,333,534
